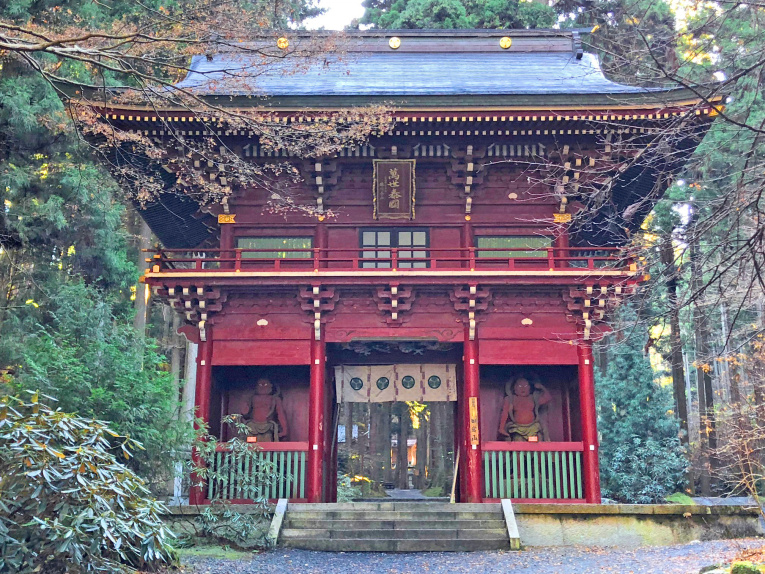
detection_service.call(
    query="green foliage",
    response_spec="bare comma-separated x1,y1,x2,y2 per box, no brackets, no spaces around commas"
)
337,474,363,502
731,562,761,574
421,485,444,497
6,281,189,488
664,492,695,505
185,417,283,548
0,393,176,574
596,307,688,503
359,0,556,29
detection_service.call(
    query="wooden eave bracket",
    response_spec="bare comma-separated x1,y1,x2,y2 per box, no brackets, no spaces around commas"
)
562,282,634,339
155,284,228,342
373,284,415,325
301,159,342,211
299,285,338,340
448,146,487,214
450,284,492,340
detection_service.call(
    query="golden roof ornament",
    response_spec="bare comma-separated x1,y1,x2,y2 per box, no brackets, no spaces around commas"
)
500,36,512,49
277,37,289,50
388,37,401,49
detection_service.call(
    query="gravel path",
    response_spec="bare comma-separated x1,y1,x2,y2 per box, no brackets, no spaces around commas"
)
181,539,763,574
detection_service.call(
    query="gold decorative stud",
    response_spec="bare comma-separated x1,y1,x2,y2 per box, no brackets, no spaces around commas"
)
500,36,512,49
389,37,401,49
277,37,289,50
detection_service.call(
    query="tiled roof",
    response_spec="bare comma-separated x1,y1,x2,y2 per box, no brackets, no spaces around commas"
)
175,51,652,97
172,30,665,102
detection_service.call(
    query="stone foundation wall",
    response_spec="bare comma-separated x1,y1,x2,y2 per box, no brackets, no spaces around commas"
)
513,503,764,547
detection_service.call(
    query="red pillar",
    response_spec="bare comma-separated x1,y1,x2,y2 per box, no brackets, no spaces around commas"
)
308,332,326,503
577,339,601,503
462,327,483,502
189,331,214,505
315,221,328,270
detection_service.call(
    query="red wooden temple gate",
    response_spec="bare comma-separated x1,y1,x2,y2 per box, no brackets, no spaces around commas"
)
91,30,717,503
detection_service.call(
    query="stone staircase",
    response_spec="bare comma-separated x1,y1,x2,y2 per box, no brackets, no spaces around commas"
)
279,502,512,551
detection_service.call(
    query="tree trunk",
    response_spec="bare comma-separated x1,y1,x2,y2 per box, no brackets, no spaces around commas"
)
181,337,198,423
661,237,690,444
415,405,427,489
170,313,182,408
396,403,409,489
133,217,152,339
345,402,354,476
368,403,381,489
382,402,393,486
690,223,715,495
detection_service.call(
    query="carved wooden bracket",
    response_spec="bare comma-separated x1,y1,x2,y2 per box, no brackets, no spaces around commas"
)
450,284,492,340
373,284,415,325
298,285,338,340
449,145,486,214
563,283,634,339
301,160,342,212
155,285,228,342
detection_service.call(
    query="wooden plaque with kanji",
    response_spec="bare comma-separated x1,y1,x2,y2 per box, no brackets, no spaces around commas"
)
373,159,416,220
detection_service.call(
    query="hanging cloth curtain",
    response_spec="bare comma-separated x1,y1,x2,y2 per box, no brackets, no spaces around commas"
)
335,364,457,403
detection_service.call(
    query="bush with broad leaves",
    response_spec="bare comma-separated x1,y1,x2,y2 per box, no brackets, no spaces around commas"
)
0,393,176,573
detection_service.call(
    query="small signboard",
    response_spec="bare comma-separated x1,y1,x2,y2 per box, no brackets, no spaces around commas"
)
469,397,480,446
373,159,416,220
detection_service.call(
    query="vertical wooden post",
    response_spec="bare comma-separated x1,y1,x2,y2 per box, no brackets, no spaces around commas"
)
315,221,328,269
189,331,213,505
554,227,570,269
462,326,483,502
220,222,234,269
577,339,601,504
308,331,326,502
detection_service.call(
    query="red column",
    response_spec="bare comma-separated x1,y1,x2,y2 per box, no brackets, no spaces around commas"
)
189,331,214,505
315,221,328,270
462,327,483,502
554,226,570,269
308,332,326,502
577,340,601,503
220,223,234,269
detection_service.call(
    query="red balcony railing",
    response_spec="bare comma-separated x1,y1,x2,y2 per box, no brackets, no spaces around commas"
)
146,247,633,274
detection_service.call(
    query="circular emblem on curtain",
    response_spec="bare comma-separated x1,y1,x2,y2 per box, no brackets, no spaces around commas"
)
401,375,416,389
428,375,442,389
349,377,364,391
376,377,390,390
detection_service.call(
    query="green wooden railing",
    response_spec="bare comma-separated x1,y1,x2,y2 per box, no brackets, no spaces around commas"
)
483,442,584,501
207,442,308,501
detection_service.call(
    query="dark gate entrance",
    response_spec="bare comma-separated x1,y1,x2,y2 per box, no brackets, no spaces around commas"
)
329,342,458,500
337,401,455,499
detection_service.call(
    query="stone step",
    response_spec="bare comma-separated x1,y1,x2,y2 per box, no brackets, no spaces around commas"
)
281,527,508,540
280,507,504,521
287,503,498,512
281,538,511,552
283,518,506,530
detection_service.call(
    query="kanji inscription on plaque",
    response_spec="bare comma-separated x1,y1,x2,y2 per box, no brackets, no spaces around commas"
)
373,159,416,220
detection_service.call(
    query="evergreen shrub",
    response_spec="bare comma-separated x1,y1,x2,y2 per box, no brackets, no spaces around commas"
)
596,308,688,503
0,393,176,574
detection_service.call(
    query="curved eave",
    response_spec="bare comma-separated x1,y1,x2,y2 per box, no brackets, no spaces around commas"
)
72,87,718,115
